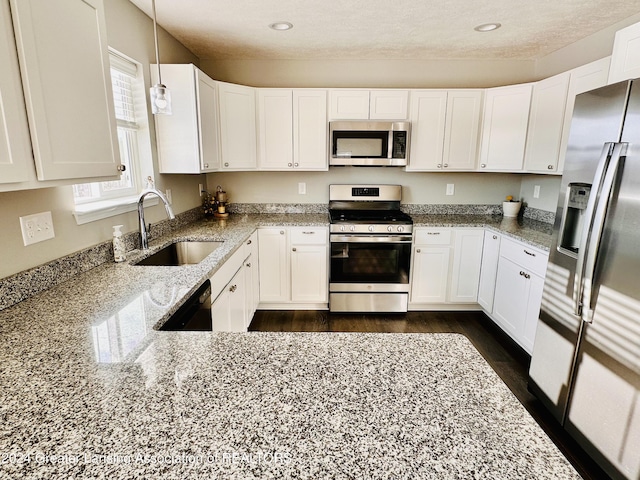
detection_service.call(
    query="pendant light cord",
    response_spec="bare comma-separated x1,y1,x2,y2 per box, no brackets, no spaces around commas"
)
152,0,162,85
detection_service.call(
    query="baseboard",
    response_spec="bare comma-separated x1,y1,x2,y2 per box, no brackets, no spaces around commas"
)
408,303,482,311
257,303,329,310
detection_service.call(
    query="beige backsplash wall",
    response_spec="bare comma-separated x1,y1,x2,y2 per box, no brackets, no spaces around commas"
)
206,170,540,207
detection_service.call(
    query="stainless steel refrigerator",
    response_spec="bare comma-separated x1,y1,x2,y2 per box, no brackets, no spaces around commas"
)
528,80,640,480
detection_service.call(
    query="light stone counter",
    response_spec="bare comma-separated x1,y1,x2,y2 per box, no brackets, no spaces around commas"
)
0,212,567,478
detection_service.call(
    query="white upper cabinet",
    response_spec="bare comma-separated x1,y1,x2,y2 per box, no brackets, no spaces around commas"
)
369,90,409,119
478,84,532,171
258,89,327,171
608,21,640,84
557,57,611,173
443,90,482,170
258,89,294,170
152,64,220,173
217,81,257,170
524,72,570,173
407,89,481,171
0,0,31,185
9,0,121,181
329,89,408,120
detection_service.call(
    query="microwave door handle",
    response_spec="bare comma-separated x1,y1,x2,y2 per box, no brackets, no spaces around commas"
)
388,130,393,159
573,142,614,317
581,142,626,323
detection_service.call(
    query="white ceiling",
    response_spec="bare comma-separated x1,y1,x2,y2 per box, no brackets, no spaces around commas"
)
129,0,640,61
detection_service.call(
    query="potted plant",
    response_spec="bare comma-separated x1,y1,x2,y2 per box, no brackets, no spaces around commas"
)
503,195,521,217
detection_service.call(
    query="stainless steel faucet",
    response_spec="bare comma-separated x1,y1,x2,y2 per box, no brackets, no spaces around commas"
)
137,179,175,250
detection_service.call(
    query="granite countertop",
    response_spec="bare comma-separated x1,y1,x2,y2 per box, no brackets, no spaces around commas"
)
0,212,562,478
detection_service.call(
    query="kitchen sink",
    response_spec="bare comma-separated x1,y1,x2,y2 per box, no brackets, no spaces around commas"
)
134,241,223,266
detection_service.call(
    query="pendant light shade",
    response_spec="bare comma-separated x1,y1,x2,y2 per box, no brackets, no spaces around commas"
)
150,0,171,115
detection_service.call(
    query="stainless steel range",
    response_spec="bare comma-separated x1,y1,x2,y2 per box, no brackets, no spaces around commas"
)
329,185,413,313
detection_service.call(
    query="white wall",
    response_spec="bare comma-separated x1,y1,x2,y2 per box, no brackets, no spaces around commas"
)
201,58,536,89
535,13,640,78
206,170,524,206
0,0,203,280
519,175,562,212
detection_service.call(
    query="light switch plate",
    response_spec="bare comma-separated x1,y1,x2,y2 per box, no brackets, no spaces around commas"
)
298,182,306,195
20,211,55,246
446,184,455,196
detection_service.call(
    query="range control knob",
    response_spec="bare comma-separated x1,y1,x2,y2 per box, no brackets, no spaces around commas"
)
387,226,393,232
397,226,404,233
339,225,345,232
349,225,355,232
368,225,375,232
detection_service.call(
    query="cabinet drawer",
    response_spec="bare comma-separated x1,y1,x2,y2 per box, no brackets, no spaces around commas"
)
210,246,246,300
499,237,548,277
414,228,452,245
290,227,328,245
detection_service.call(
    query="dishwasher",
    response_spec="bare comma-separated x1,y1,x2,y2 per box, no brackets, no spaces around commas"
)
159,280,212,331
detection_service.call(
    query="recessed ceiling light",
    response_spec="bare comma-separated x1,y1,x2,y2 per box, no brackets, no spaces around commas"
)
474,23,502,32
269,22,293,31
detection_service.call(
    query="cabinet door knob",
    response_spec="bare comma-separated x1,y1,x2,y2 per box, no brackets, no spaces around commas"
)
524,273,531,279
224,162,229,167
280,230,285,235
246,262,251,267
292,247,297,252
492,235,498,240
288,163,293,167
437,164,442,168
230,285,237,292
481,164,486,168
416,248,421,253
116,164,126,172
547,165,554,170
443,163,448,168
204,163,209,168
294,163,299,167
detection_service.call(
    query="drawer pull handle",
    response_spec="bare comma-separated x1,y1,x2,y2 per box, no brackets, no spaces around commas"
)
427,232,440,235
230,285,237,292
246,262,251,267
247,239,252,245
302,231,315,234
524,249,536,257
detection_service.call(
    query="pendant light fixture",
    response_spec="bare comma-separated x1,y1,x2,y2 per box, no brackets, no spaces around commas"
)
149,0,172,115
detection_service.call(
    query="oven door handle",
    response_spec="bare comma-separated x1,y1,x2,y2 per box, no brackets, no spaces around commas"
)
330,235,413,243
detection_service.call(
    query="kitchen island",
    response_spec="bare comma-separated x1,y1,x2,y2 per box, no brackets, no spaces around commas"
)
0,213,569,478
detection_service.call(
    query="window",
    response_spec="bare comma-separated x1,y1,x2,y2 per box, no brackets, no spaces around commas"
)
72,50,155,224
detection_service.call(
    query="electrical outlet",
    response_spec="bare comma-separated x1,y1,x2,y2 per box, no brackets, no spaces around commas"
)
446,184,455,196
20,211,55,246
199,183,204,196
165,189,172,204
298,182,306,195
533,185,541,199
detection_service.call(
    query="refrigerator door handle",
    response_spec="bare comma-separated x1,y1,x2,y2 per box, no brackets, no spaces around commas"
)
582,142,627,323
573,142,615,317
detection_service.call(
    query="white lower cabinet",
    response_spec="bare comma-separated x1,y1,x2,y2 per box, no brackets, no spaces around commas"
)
489,237,548,354
210,233,257,332
477,231,501,313
211,264,246,332
409,228,483,308
258,227,328,308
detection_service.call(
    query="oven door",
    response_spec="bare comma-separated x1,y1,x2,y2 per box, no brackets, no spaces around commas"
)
329,235,412,292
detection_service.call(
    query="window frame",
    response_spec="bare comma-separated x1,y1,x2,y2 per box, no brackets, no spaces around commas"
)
72,48,156,225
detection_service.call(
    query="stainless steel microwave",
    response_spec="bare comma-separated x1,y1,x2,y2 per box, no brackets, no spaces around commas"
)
329,121,410,166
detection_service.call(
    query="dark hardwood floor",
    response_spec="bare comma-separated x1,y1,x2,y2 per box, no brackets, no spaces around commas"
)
249,310,610,480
